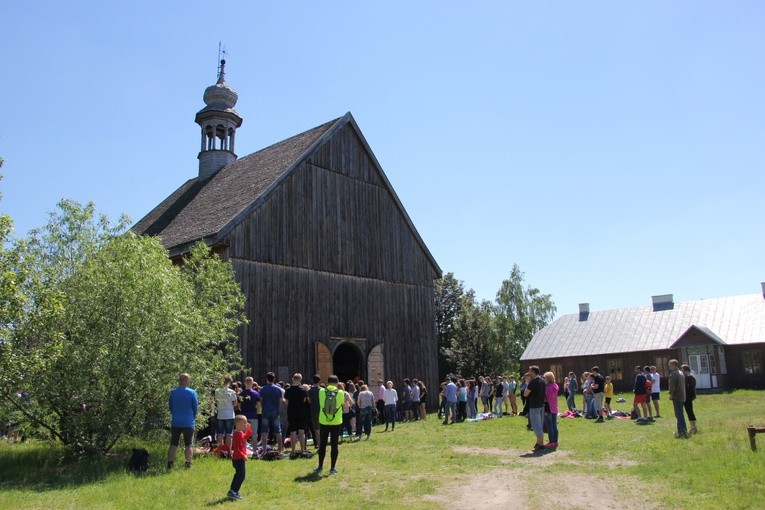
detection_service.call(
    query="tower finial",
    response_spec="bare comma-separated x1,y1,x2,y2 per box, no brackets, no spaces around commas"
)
217,42,228,83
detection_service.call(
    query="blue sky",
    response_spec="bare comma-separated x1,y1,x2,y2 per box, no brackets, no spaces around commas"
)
1,2,763,317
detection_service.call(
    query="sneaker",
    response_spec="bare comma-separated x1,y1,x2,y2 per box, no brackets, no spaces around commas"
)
313,466,323,473
330,468,338,475
595,417,604,423
166,462,173,469
184,461,191,469
655,414,661,418
227,490,242,500
532,444,546,452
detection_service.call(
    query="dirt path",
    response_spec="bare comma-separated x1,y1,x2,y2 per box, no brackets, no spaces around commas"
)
423,447,656,510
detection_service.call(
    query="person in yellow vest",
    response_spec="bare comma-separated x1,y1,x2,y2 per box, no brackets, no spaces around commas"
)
314,375,344,475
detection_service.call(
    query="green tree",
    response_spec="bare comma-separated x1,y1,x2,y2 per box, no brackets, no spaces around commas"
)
493,264,556,375
0,200,247,455
434,272,464,379
441,291,501,378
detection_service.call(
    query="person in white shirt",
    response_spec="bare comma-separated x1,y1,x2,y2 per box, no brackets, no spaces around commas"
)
214,376,238,452
650,366,661,418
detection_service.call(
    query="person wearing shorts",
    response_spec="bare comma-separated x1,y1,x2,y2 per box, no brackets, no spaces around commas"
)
632,366,649,419
650,365,661,418
523,366,547,452
259,371,284,453
168,373,198,469
284,373,309,453
215,376,237,452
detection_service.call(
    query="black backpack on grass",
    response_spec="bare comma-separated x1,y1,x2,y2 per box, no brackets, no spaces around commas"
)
127,448,149,472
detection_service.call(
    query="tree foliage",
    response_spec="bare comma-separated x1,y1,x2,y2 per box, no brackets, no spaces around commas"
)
435,264,556,378
0,200,247,455
493,264,557,375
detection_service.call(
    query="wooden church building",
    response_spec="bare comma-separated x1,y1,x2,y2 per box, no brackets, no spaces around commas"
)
134,61,442,398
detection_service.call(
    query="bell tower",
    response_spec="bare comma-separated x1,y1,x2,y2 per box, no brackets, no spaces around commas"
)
195,59,243,180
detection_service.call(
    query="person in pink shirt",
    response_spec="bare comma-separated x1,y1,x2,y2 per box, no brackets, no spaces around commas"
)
543,372,560,448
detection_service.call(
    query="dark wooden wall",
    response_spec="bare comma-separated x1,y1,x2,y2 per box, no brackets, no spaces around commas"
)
523,349,680,394
221,123,440,407
725,344,765,389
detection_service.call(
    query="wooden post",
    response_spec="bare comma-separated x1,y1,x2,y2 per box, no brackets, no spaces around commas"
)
748,425,765,452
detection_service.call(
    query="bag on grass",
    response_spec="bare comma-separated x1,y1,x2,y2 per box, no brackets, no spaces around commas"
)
127,448,149,472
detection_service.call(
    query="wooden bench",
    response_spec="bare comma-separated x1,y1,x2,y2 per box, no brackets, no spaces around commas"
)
748,425,765,451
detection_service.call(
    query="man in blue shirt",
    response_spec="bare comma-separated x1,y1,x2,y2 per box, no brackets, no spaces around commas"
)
259,371,285,453
442,377,458,425
168,373,198,469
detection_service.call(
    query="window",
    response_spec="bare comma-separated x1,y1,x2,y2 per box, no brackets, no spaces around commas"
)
742,350,763,375
654,356,670,378
607,358,623,380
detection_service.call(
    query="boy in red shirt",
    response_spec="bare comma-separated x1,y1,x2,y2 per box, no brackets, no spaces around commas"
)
228,415,252,500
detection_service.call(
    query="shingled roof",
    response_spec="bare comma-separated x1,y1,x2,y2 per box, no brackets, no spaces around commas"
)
133,113,440,275
133,117,340,253
521,293,765,360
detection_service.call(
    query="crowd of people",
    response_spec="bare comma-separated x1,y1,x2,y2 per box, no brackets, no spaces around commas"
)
167,372,432,500
167,361,700,499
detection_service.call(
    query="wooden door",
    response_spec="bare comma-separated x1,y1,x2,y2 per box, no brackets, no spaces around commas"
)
315,342,333,382
367,344,384,384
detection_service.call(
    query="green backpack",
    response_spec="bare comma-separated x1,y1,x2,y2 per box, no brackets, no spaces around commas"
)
323,389,339,420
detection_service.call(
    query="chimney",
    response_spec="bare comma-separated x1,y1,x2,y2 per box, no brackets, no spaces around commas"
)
652,294,674,312
578,303,590,321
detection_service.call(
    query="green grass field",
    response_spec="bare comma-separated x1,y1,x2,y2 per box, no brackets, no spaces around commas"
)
1,391,763,509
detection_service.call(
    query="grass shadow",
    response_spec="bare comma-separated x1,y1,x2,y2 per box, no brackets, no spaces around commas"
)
0,442,168,491
294,471,324,483
204,497,239,506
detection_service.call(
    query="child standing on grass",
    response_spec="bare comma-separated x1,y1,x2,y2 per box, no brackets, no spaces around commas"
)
604,376,614,418
228,415,252,500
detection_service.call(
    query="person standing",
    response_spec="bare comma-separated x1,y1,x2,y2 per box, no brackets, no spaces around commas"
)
307,375,322,449
507,375,518,416
493,377,505,417
284,373,309,454
524,366,547,452
681,364,698,434
411,379,421,421
315,375,345,474
259,372,285,453
632,366,649,420
566,372,578,412
543,371,559,448
650,365,662,418
214,376,238,453
375,379,386,425
356,384,375,440
442,377,458,424
227,415,252,500
667,359,688,438
167,373,198,469
603,376,614,418
383,381,398,431
238,377,260,450
591,367,605,423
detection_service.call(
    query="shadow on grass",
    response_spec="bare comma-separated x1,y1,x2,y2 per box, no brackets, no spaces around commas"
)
518,448,556,458
204,497,240,506
0,442,168,491
294,471,324,483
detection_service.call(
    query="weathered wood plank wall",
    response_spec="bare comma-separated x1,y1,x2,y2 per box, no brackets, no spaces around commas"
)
222,123,440,407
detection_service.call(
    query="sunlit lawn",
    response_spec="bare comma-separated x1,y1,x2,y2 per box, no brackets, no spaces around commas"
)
0,391,763,509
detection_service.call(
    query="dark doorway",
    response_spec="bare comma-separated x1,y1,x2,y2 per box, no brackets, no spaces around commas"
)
333,342,363,383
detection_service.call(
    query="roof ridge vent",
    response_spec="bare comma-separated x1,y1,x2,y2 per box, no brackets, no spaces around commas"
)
652,294,674,312
578,303,590,321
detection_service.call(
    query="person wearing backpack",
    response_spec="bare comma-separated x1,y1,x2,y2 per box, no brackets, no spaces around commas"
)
314,375,345,475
